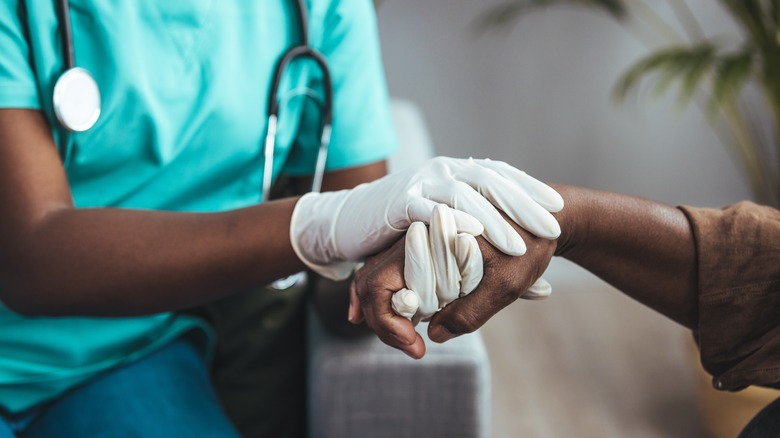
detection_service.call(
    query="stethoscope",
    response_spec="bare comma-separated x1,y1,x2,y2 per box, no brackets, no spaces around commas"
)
53,0,333,289
52,0,101,132
52,0,333,202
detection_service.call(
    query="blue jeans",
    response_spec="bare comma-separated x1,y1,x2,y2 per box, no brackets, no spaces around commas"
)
0,336,239,437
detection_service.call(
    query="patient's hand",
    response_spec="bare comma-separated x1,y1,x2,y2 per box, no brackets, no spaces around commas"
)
350,212,557,358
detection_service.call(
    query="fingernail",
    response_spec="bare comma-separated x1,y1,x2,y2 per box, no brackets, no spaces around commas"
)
403,349,419,360
347,303,355,323
429,324,457,343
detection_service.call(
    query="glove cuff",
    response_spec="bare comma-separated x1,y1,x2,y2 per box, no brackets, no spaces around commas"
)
290,192,357,281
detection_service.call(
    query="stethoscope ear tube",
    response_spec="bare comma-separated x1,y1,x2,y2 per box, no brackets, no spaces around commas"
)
262,115,279,203
267,46,333,126
264,1,334,202
310,124,331,194
56,0,75,70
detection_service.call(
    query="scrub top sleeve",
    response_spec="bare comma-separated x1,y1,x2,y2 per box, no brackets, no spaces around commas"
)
282,0,398,176
0,1,41,109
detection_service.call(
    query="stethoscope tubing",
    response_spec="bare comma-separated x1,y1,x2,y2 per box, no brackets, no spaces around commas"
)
56,0,75,70
53,0,332,200
262,0,333,201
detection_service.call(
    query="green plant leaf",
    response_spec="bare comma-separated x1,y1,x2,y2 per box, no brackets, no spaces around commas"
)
613,43,719,107
710,49,754,111
768,0,780,31
719,0,774,47
679,45,719,106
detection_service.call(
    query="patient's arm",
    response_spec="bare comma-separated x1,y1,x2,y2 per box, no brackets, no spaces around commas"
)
551,184,697,327
351,184,698,357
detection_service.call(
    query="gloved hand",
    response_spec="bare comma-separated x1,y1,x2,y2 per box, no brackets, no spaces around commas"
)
392,204,553,324
391,204,483,324
290,157,563,280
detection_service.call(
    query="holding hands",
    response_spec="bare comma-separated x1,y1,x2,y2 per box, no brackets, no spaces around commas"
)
303,157,564,358
290,157,562,280
391,204,552,325
349,204,559,358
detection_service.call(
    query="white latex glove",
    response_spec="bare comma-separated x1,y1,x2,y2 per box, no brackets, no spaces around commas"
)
290,157,563,280
392,205,553,324
392,205,483,324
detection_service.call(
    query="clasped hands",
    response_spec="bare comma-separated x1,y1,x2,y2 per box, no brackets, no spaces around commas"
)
290,156,561,358
349,201,560,358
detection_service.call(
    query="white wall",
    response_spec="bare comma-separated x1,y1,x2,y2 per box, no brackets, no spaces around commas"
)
376,0,754,207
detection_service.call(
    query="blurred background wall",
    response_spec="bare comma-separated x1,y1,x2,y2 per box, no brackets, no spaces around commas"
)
375,0,752,208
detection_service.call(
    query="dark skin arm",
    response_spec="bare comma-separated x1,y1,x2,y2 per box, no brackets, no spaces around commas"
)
0,108,385,317
552,184,697,328
351,184,697,358
291,161,386,193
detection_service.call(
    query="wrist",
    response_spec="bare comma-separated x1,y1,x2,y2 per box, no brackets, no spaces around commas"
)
290,191,357,280
549,184,585,258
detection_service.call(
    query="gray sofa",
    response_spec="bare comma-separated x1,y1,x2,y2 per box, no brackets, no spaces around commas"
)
306,100,491,438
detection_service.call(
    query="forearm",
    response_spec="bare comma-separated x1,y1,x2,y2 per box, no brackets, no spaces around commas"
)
0,199,304,317
1,161,389,318
553,184,698,328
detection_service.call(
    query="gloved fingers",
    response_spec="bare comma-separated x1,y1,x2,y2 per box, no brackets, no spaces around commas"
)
472,158,564,212
425,181,526,256
404,197,483,236
520,277,552,300
391,288,420,320
455,233,483,296
404,222,438,321
495,189,561,240
430,204,460,308
454,164,561,240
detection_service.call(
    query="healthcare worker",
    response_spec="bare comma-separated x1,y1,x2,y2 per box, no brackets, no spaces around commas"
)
0,0,562,436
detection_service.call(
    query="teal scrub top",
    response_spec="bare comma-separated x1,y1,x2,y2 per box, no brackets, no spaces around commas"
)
0,0,397,412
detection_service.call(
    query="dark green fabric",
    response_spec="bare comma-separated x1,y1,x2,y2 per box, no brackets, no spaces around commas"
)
188,284,308,438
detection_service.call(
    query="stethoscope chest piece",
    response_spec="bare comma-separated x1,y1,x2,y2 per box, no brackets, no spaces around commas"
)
52,67,101,132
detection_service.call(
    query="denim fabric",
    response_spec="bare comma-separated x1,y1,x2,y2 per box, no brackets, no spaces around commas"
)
0,336,238,438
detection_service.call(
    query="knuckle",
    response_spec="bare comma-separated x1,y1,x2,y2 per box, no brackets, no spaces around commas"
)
488,266,526,304
357,286,373,307
447,310,480,335
485,279,517,305
353,267,365,283
504,281,526,302
357,275,387,307
376,329,401,348
354,277,372,305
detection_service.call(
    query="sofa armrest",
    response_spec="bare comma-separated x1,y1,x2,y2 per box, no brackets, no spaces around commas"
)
307,305,491,437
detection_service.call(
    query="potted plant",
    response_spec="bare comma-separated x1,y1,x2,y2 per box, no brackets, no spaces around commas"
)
476,0,780,206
